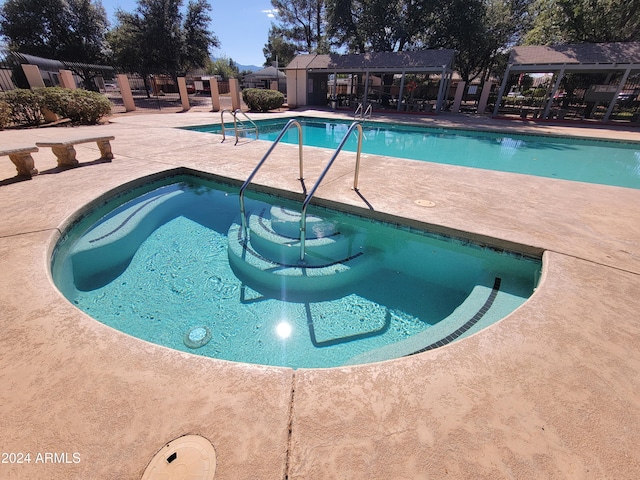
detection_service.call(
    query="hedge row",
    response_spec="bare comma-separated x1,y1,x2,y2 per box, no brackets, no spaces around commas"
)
242,88,285,112
0,87,112,129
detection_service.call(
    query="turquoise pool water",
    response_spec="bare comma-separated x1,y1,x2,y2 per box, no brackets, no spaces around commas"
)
184,117,640,189
52,174,541,369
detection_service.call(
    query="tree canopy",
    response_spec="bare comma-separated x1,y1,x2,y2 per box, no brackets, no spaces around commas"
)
106,0,218,76
2,0,640,86
264,0,639,82
0,0,109,63
525,0,640,44
263,25,299,67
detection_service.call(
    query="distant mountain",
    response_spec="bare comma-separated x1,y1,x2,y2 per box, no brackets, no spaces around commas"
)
211,58,261,72
237,63,261,72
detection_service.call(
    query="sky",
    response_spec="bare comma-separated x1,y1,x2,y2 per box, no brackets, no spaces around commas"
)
100,0,277,67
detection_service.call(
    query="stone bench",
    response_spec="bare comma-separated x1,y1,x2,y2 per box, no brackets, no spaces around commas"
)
36,136,115,168
0,146,39,177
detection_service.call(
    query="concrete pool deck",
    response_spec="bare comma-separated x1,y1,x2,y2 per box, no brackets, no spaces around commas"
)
0,109,639,479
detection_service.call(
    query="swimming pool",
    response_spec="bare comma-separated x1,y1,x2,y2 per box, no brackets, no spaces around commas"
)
51,173,541,369
184,117,640,189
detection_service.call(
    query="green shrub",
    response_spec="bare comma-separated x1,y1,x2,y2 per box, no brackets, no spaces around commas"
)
37,87,70,116
38,87,112,124
0,87,111,127
0,100,10,130
0,89,44,126
66,89,112,124
242,88,284,112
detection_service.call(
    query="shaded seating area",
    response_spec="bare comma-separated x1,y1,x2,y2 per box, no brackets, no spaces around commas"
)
493,42,640,123
285,50,455,114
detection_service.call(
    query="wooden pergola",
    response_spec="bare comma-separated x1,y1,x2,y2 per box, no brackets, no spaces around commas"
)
493,42,640,121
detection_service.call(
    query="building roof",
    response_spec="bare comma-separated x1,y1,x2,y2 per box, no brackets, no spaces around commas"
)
244,65,286,79
286,50,455,73
7,52,115,74
508,42,640,67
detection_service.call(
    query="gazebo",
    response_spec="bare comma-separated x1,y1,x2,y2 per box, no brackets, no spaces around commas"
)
493,42,640,122
285,50,455,113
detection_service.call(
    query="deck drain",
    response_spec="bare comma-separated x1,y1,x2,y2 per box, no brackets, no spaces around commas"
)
141,435,216,480
415,199,436,207
184,326,211,349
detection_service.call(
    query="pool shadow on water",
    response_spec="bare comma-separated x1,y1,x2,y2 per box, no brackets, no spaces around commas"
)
238,285,392,347
304,302,391,347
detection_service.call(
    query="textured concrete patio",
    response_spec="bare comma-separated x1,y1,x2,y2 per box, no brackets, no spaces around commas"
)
0,109,639,479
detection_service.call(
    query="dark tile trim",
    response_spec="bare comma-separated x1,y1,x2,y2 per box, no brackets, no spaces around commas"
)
406,277,502,356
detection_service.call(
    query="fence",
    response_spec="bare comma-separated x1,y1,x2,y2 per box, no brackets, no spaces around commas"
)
0,51,239,114
0,51,20,91
106,73,231,114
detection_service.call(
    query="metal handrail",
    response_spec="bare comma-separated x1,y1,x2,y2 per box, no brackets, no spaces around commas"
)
299,121,364,261
354,103,373,120
220,109,259,145
220,109,233,143
233,109,259,144
364,103,373,119
238,119,304,240
354,103,363,119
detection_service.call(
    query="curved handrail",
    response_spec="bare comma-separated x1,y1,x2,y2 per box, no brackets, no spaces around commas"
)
299,121,363,261
233,109,259,145
364,103,373,119
220,109,259,145
238,118,304,240
354,103,372,120
220,109,234,143
354,103,363,119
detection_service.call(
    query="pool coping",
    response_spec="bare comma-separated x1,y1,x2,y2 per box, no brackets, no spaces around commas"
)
1,109,639,478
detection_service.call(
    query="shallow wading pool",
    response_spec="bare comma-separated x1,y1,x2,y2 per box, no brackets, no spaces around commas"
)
51,173,541,369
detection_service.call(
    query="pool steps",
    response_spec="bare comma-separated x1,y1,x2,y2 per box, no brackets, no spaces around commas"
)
228,206,372,295
247,207,367,267
270,206,337,239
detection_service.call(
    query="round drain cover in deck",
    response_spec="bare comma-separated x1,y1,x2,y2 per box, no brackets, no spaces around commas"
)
141,435,216,480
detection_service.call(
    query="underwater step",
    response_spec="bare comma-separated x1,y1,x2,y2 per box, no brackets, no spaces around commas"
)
269,205,337,239
227,221,373,297
247,209,365,267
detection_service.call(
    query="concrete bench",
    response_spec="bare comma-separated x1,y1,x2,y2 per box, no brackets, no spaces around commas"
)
0,146,39,177
36,136,115,168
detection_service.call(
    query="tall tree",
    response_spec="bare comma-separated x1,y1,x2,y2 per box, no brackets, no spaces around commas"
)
204,56,239,79
269,0,330,54
427,0,532,82
326,0,434,53
106,12,143,73
428,0,488,82
326,0,364,52
263,25,298,66
0,0,108,62
182,0,219,72
107,0,218,77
